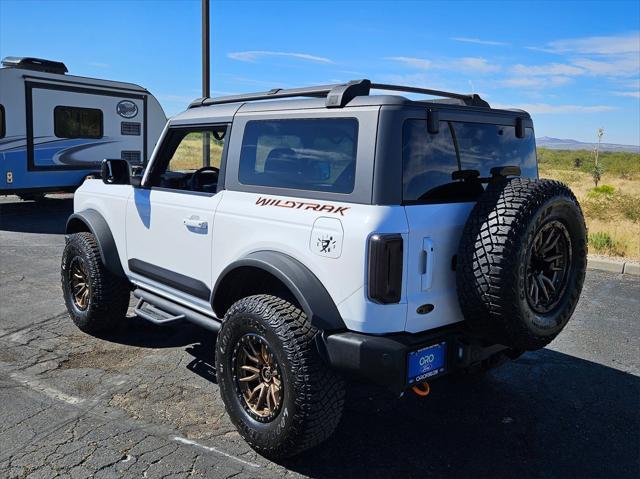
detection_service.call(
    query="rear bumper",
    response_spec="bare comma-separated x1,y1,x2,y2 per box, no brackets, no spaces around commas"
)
322,327,509,394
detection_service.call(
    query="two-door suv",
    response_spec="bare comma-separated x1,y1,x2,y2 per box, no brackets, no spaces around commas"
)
61,80,587,457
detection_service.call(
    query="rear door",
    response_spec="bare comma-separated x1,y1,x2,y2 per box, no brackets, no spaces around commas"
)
402,116,538,333
27,81,146,170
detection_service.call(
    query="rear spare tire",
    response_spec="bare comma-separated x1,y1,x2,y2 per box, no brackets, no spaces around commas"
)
457,178,587,350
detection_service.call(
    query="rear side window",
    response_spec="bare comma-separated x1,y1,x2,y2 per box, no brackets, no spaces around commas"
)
239,118,358,194
54,106,103,139
0,105,5,138
402,120,537,204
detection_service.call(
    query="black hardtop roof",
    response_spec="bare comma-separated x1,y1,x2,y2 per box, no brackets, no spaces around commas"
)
188,79,494,110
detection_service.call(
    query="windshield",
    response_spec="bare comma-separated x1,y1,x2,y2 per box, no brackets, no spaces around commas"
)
402,120,538,204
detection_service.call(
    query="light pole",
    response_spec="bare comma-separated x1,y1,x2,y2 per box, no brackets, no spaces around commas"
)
202,0,210,167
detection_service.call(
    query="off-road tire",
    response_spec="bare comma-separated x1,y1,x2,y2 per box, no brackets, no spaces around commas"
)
61,232,130,334
457,178,587,351
216,295,345,458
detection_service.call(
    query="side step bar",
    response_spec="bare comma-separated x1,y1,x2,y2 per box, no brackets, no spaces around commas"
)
132,288,221,332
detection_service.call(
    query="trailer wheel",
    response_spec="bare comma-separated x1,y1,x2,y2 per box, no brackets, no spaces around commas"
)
216,295,345,458
61,232,131,334
457,178,587,351
18,193,46,202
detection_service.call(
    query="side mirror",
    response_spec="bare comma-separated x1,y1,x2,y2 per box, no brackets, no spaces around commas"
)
101,159,131,185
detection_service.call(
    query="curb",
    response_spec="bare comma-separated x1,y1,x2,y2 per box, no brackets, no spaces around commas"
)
587,257,639,276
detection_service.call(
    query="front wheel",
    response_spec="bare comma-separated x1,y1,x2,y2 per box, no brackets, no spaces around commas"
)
216,295,345,458
61,232,131,334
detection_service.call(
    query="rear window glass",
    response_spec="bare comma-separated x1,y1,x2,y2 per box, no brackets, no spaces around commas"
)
402,120,537,204
239,118,358,194
54,106,103,139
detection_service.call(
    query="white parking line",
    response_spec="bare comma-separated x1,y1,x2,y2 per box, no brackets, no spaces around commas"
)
10,372,85,405
172,436,261,469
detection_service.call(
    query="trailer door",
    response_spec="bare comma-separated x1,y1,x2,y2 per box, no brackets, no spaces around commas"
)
27,81,146,171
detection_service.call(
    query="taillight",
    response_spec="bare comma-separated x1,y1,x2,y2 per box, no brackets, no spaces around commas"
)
367,234,403,303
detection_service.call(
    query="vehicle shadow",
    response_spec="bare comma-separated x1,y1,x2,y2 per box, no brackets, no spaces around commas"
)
278,349,639,479
0,196,73,234
98,315,208,350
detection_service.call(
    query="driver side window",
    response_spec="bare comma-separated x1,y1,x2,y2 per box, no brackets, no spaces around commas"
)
151,127,226,193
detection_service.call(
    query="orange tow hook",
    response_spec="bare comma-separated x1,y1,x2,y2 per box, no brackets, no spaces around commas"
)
411,382,431,397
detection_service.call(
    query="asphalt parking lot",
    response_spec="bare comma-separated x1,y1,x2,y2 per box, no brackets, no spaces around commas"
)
0,195,638,479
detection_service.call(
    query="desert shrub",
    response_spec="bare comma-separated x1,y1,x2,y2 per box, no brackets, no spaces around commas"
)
619,195,640,222
574,157,582,169
590,184,615,195
588,232,626,256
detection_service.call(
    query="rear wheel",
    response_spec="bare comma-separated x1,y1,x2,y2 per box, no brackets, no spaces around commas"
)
457,178,587,350
61,232,130,334
216,295,345,458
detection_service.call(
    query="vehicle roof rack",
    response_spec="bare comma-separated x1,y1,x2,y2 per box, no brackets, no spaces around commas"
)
1,56,68,75
188,79,490,109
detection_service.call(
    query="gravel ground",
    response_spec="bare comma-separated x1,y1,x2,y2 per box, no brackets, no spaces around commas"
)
0,195,638,479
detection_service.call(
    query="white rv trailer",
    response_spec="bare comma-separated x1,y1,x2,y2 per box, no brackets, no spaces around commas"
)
0,57,166,199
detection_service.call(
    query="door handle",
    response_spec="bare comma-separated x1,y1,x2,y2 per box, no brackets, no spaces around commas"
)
421,237,434,291
183,217,208,229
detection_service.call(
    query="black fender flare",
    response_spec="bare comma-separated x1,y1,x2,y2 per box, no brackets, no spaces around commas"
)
65,209,126,278
212,250,346,331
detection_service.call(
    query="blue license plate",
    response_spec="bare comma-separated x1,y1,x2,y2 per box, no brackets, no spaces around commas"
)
407,342,447,384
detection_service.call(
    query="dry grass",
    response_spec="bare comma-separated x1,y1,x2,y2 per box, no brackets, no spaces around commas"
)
539,166,640,259
169,134,224,171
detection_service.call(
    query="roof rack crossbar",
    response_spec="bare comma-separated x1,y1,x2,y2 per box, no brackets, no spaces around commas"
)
189,83,339,108
188,78,487,109
369,82,471,101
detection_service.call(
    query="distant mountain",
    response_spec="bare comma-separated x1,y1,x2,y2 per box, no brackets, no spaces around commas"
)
537,137,640,153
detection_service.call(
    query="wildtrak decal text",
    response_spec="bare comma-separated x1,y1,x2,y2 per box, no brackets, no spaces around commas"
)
255,197,350,216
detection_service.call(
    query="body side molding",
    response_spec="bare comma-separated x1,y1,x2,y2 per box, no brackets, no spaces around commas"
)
128,258,211,301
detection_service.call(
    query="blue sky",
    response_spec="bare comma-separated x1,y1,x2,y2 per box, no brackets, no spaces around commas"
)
1,0,639,144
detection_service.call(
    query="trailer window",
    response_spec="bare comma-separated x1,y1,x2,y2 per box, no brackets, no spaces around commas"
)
54,106,103,139
0,105,5,138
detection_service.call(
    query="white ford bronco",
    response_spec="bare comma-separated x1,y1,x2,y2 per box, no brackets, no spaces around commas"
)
61,80,587,458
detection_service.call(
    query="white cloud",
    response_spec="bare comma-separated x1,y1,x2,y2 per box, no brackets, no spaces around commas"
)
539,32,640,55
572,56,640,77
227,50,333,64
386,56,500,73
525,32,640,78
455,57,500,73
386,56,432,69
451,37,509,46
511,63,585,76
611,91,640,98
501,76,572,88
493,103,616,114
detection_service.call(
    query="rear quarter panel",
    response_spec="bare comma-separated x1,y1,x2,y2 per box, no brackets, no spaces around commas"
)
213,191,410,334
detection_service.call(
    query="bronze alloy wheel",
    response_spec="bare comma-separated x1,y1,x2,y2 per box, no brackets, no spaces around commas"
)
525,220,572,314
69,257,90,311
232,333,283,422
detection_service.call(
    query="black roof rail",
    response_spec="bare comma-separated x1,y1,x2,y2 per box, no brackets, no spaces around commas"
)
1,56,68,75
188,79,489,109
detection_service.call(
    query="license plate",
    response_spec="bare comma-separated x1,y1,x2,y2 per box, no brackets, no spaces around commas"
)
407,341,447,384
